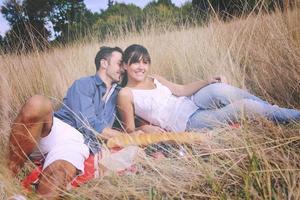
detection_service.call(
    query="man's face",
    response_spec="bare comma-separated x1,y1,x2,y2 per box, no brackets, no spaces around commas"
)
106,51,123,83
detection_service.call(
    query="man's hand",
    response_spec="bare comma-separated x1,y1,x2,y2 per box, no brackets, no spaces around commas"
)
98,128,145,141
98,128,123,140
138,125,166,134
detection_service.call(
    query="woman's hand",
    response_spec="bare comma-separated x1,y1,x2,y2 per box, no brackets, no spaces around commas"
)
139,125,166,134
207,75,227,84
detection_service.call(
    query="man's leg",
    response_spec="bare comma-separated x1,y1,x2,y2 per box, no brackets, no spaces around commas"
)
37,160,77,200
35,117,90,199
191,83,268,110
8,95,53,175
8,96,87,199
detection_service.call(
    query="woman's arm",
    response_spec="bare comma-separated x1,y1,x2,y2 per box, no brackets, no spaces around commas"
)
117,88,166,134
152,74,226,97
117,88,136,133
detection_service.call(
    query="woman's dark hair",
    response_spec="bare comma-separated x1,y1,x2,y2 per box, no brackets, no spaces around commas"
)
121,44,151,86
123,44,151,65
94,46,123,71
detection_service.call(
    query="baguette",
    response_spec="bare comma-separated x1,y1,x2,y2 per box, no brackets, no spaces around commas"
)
106,132,207,148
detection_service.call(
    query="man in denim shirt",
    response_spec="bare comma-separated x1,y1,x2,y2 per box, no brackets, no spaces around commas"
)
7,46,125,199
55,47,123,154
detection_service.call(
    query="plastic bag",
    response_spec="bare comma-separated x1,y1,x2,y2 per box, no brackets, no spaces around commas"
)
99,146,144,172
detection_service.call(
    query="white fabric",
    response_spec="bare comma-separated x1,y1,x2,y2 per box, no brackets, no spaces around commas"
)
130,78,198,132
30,117,89,172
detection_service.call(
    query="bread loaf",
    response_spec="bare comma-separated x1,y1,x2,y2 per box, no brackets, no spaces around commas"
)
106,132,207,148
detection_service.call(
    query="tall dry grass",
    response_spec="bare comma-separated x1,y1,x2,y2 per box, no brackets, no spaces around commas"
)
0,8,299,199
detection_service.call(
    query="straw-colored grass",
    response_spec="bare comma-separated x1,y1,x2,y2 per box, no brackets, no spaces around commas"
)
0,8,299,199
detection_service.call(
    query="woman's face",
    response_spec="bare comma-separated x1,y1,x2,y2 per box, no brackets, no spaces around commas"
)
125,59,150,82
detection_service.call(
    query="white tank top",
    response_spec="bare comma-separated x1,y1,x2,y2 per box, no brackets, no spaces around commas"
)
129,78,198,132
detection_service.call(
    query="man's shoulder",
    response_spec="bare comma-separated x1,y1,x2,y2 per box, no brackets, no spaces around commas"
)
72,75,97,88
67,75,97,95
75,75,95,84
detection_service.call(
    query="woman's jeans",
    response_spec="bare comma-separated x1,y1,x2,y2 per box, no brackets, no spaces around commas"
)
186,83,300,130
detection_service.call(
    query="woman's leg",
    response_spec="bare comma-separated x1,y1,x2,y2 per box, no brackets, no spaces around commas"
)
186,99,300,130
191,83,268,110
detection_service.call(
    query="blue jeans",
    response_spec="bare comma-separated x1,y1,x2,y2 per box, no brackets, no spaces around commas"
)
186,83,300,130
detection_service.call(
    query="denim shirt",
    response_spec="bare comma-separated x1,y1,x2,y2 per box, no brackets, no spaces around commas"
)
54,74,120,154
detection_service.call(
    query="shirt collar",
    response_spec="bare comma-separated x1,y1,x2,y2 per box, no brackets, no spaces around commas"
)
94,74,121,90
94,74,105,87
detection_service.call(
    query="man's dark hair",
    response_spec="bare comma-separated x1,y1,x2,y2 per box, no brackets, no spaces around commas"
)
94,46,123,71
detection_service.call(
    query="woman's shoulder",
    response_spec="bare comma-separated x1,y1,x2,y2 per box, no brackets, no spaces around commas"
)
148,74,159,81
118,87,133,98
149,74,165,87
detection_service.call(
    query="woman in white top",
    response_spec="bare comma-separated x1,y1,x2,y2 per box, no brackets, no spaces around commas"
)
117,44,300,133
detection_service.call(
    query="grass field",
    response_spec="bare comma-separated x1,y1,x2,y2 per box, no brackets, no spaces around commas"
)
0,8,299,200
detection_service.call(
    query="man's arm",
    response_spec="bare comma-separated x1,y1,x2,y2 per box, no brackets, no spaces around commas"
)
98,127,122,139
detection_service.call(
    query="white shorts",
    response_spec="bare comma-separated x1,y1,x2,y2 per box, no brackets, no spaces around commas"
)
30,117,90,173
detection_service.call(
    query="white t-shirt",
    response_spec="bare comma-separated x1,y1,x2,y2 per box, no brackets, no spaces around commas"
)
129,78,198,132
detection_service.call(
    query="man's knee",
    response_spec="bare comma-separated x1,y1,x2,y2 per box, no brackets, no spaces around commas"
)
20,95,53,123
39,160,77,187
37,160,77,198
46,160,76,177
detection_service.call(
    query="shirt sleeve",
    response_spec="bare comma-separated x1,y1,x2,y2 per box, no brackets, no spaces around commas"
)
66,79,108,134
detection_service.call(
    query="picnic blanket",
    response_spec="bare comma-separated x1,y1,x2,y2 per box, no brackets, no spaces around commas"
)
22,132,207,191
